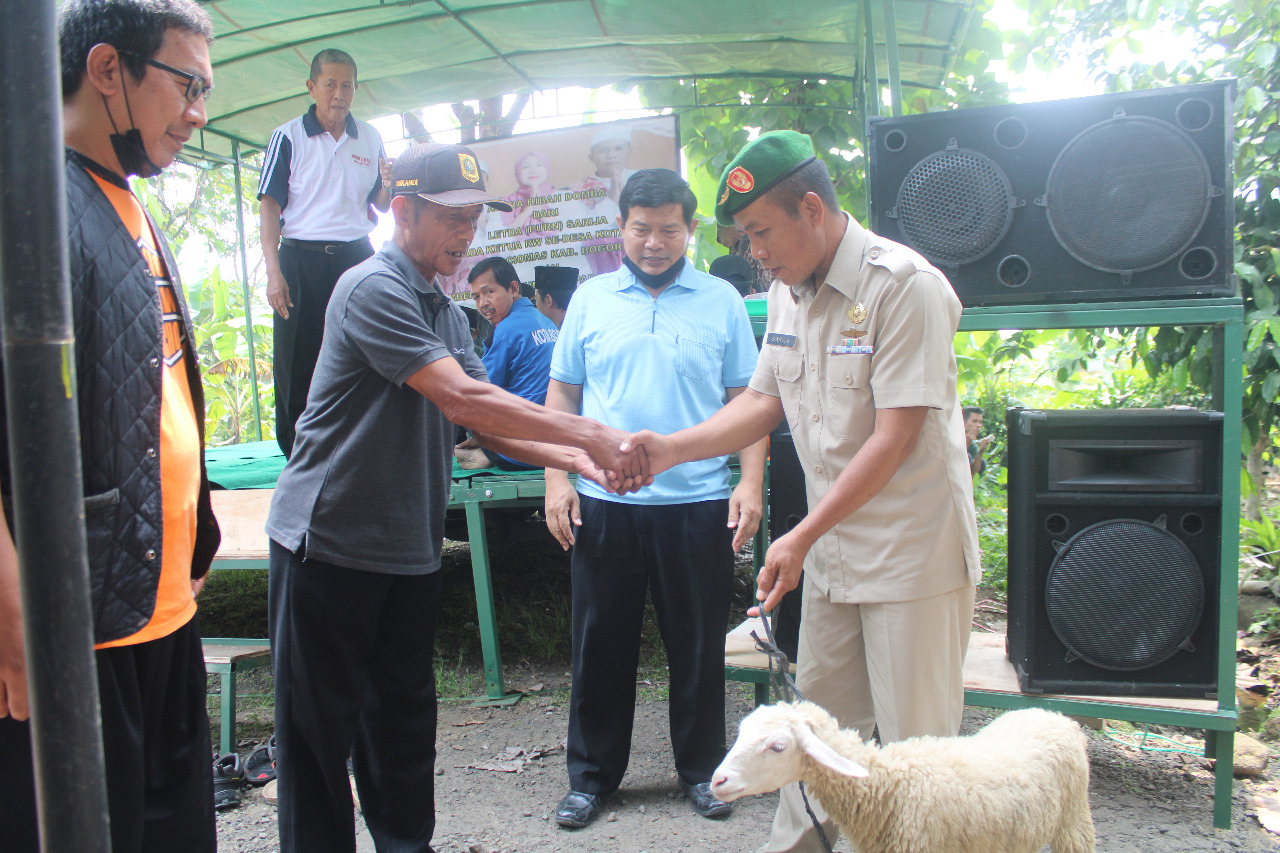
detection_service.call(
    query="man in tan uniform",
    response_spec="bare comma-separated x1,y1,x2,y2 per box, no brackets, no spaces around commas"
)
624,131,980,853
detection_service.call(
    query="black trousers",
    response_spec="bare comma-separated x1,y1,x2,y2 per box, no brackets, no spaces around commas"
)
566,496,734,795
0,617,215,853
269,541,441,853
274,238,373,457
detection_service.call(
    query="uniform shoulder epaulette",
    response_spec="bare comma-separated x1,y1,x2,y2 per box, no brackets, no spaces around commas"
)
866,242,920,282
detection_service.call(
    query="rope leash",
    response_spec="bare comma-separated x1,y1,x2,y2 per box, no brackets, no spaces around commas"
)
750,609,837,853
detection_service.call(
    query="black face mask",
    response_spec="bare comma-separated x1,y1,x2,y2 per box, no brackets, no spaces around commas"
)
102,86,161,178
623,255,685,291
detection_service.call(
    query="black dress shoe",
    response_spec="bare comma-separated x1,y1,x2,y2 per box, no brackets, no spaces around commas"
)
680,780,733,818
555,790,602,828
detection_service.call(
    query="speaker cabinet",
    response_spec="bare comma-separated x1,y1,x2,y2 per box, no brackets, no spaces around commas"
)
768,425,807,661
867,81,1235,306
1005,408,1223,697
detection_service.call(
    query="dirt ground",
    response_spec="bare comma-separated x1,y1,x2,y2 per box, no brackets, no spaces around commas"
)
215,663,1280,853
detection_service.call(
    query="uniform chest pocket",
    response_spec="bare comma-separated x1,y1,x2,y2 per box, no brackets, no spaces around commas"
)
771,350,804,430
825,356,874,439
675,333,716,380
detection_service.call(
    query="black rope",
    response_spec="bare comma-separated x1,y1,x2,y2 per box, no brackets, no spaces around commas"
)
750,608,836,853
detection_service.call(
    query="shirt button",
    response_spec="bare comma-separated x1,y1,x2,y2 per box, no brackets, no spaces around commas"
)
145,549,157,561
870,248,880,259
811,413,820,422
811,308,819,317
814,465,824,476
773,365,779,375
809,362,816,371
844,375,852,383
147,447,157,458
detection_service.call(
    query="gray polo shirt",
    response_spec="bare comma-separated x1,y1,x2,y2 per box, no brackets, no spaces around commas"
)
266,240,486,574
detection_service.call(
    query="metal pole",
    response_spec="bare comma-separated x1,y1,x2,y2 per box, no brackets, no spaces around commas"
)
231,141,264,442
0,2,111,851
883,0,903,117
863,0,881,119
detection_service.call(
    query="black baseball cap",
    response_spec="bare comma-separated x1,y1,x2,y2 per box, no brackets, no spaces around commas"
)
534,265,579,292
390,143,513,211
709,254,754,292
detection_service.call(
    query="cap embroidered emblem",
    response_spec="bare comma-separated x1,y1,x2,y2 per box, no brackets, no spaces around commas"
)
726,166,754,193
459,153,481,184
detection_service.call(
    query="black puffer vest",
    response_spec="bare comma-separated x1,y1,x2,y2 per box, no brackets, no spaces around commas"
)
0,150,220,644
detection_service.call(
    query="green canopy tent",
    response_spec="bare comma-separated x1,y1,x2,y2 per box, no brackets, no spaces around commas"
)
189,0,976,160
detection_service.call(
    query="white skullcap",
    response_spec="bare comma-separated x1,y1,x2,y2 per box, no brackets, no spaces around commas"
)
590,124,632,149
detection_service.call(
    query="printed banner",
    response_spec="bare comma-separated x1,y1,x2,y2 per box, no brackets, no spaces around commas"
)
438,115,680,296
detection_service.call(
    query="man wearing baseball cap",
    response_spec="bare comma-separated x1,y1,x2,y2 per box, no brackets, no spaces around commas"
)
708,253,759,297
265,142,649,853
623,131,980,853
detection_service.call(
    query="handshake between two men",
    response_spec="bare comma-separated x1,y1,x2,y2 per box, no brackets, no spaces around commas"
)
528,383,813,619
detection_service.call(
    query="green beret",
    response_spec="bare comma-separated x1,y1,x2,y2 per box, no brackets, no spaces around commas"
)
714,131,818,226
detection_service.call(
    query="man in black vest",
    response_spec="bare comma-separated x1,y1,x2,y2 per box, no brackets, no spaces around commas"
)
0,1,222,851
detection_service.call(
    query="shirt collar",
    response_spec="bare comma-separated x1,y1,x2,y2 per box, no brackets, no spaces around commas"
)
302,104,360,139
813,212,867,303
507,296,535,317
380,240,449,302
611,257,699,293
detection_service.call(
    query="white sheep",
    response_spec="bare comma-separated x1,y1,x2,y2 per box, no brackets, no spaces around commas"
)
711,702,1095,853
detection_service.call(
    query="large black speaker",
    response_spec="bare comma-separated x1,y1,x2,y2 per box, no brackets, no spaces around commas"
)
1006,408,1223,697
867,81,1235,306
768,425,806,661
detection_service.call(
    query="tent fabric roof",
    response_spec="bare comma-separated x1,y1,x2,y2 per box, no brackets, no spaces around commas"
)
194,0,975,158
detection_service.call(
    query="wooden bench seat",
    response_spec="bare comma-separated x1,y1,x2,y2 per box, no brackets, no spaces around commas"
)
203,639,271,756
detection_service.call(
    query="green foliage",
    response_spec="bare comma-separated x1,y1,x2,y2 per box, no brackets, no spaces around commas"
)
129,156,274,445
1241,507,1280,571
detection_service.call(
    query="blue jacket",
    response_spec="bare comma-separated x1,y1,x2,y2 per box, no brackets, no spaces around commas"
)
482,298,558,405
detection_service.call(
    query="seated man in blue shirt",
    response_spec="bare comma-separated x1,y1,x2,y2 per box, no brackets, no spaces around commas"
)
454,257,560,470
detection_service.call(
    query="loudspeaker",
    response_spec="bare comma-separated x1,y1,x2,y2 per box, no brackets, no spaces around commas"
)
1005,408,1223,697
866,81,1235,306
768,424,807,661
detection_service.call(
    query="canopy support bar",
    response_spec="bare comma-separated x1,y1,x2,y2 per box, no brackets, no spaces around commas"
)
0,2,111,850
232,140,264,442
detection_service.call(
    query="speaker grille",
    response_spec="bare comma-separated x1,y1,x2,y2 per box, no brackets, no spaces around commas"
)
894,147,1014,265
1045,116,1212,273
1045,519,1203,671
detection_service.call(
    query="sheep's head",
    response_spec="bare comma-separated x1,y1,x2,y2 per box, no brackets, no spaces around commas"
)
711,701,869,803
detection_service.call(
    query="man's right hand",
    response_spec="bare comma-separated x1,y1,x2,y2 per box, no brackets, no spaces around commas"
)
587,425,652,493
267,270,293,320
618,430,678,478
544,474,582,550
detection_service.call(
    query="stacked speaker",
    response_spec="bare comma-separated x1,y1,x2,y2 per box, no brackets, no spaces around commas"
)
1005,408,1223,698
867,81,1235,306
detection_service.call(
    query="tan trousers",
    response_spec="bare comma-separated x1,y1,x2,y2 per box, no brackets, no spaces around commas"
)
761,581,976,853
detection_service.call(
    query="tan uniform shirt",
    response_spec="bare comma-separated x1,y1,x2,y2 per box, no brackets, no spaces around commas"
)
749,214,981,603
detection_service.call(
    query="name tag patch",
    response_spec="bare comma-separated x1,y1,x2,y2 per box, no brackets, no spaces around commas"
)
765,332,798,348
827,344,875,355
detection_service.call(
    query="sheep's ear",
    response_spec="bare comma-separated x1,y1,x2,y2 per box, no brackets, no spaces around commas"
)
796,723,869,778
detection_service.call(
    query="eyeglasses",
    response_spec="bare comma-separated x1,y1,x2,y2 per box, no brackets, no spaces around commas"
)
118,51,212,103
